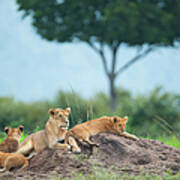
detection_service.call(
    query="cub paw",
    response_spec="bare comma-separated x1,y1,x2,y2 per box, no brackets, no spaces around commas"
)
132,135,139,141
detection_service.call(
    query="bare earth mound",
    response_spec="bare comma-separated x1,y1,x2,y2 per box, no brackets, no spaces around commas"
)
0,133,180,179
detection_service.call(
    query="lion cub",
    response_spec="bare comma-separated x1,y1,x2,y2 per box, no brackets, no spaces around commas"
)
0,151,28,172
65,116,138,153
0,126,24,153
17,107,71,158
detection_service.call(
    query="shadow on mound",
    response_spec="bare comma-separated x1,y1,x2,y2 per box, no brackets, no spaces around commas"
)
0,133,180,179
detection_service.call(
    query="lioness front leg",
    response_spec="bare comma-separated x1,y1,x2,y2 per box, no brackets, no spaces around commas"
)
120,132,139,140
68,136,81,153
26,151,38,160
50,143,70,150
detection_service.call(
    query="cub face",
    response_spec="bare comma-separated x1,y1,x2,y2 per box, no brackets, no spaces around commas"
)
48,107,71,130
4,126,24,140
112,116,128,134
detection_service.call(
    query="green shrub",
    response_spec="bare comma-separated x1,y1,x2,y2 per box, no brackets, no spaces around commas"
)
0,87,179,138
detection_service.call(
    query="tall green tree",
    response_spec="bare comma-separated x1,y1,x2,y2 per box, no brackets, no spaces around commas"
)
16,0,180,110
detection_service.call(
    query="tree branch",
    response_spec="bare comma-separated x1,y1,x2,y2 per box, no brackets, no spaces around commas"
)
87,41,109,76
115,46,154,76
87,41,100,54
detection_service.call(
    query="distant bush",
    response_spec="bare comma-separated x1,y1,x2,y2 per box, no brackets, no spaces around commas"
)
127,87,180,137
0,97,51,133
0,87,179,138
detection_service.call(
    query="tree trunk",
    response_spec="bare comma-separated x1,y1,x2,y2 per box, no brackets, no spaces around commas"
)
88,42,153,111
87,41,119,111
109,75,116,111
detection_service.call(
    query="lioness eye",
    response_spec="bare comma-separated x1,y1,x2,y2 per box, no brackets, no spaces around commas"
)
59,114,62,117
119,124,122,127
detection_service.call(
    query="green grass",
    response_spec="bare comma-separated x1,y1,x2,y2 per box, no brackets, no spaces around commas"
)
20,131,28,143
52,169,180,180
72,173,180,180
140,135,180,150
156,136,180,149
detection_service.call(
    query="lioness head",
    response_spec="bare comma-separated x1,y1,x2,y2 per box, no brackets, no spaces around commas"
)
111,116,128,134
48,107,71,130
4,125,24,140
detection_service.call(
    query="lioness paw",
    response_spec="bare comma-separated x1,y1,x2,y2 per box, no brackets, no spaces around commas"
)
67,144,71,150
94,143,100,147
72,148,81,154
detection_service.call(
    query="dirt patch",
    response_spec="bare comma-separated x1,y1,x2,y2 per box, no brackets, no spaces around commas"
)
0,133,180,179
90,134,180,175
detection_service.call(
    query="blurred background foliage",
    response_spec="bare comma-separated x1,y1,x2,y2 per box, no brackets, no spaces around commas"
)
0,86,179,138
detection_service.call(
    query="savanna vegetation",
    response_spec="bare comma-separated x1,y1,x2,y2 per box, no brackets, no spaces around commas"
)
0,0,179,178
0,86,179,149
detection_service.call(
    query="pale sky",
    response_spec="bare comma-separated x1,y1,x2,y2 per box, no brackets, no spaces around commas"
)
0,0,180,102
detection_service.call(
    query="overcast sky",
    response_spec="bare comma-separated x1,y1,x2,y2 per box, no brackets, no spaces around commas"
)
0,0,180,102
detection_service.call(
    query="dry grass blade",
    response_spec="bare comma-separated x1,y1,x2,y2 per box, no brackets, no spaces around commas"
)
152,118,173,135
154,115,180,140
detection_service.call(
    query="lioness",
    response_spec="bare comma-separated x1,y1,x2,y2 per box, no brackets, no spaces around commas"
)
0,151,28,172
65,116,138,153
0,126,24,153
16,107,71,158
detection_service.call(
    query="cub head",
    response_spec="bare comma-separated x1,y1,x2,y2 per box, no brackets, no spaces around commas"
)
4,125,24,141
111,116,128,134
48,107,71,130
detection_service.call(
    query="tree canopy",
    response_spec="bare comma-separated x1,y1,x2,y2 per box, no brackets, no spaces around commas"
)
16,0,180,110
17,0,180,46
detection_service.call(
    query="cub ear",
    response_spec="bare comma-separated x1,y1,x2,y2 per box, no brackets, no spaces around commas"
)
18,125,24,132
65,107,71,114
124,116,128,123
113,117,118,123
4,127,10,134
48,108,55,116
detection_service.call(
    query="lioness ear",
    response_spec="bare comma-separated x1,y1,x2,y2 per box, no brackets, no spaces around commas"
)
48,108,55,116
18,125,24,132
124,116,128,123
65,107,71,114
113,117,118,123
4,127,10,134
